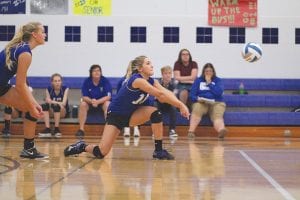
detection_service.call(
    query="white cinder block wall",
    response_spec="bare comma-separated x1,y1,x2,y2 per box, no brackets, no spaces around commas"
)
1,0,300,78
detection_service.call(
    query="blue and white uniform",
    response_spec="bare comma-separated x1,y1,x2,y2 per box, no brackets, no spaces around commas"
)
189,76,224,102
81,76,112,100
108,73,154,117
47,85,70,113
0,43,31,94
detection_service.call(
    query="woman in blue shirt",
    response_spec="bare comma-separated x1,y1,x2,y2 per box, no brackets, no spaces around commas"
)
0,22,47,159
75,64,112,137
64,56,190,160
188,63,227,139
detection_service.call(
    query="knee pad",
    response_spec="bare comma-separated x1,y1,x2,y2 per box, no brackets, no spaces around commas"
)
41,103,50,111
4,106,12,114
93,146,104,159
150,110,162,123
25,112,37,122
51,104,61,112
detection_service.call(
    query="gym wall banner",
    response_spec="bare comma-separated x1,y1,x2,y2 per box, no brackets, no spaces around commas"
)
0,0,26,14
208,0,257,27
73,0,111,16
30,0,68,14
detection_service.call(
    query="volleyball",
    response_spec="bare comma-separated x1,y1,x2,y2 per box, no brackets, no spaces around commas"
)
242,42,262,62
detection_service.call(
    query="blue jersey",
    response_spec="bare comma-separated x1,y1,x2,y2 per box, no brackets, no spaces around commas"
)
47,85,69,113
81,76,112,99
116,76,126,93
189,76,224,102
108,73,154,116
0,43,31,86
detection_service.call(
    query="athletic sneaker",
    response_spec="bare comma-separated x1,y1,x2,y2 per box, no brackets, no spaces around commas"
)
1,128,11,138
169,129,178,138
20,147,49,159
64,140,86,157
123,127,130,137
218,128,227,139
38,128,52,138
54,127,62,138
75,129,85,138
133,126,140,137
153,149,175,160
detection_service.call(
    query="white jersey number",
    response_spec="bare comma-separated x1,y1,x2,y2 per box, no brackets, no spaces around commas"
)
132,94,149,105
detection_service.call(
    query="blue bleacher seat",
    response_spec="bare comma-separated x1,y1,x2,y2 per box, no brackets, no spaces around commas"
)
9,76,300,126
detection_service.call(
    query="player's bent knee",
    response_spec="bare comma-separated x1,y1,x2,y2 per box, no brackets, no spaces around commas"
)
25,112,37,122
4,106,12,114
51,104,61,112
93,146,105,159
150,110,162,123
42,103,50,111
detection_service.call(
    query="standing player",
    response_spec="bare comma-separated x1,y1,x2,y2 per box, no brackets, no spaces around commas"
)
0,22,47,159
64,56,190,160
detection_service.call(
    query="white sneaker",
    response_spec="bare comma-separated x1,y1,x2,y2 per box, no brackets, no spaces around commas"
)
123,127,130,137
133,126,140,137
169,129,178,138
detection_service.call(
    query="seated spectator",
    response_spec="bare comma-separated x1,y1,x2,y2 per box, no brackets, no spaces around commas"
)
188,63,227,139
173,48,198,106
75,64,112,137
155,65,178,138
39,73,69,138
117,64,140,137
1,82,33,138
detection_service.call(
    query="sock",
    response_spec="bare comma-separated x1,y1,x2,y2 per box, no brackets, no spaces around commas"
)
24,138,34,150
4,120,10,130
154,140,163,151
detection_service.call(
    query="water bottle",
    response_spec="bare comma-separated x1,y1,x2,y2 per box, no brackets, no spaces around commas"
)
239,82,245,94
173,79,179,95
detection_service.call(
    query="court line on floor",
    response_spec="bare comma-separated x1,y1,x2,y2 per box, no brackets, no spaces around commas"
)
239,150,296,200
26,157,96,200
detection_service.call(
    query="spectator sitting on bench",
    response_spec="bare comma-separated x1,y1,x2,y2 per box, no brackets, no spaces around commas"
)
155,65,178,138
188,63,227,139
75,64,112,137
173,48,198,107
117,63,140,137
39,73,69,138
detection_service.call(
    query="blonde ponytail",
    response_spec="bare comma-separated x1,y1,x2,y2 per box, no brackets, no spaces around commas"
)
126,55,147,79
4,22,42,70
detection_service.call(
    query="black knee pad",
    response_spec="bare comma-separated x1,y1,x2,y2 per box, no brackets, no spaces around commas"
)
4,106,12,114
93,146,104,159
150,110,162,123
51,104,61,112
41,103,50,111
25,112,37,122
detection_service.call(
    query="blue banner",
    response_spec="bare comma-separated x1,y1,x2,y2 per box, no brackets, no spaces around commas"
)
0,0,26,14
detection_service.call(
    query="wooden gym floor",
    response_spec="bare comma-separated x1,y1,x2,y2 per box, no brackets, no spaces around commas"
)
0,133,300,200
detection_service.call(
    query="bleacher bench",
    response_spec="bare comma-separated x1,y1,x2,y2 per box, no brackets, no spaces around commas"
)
10,77,300,126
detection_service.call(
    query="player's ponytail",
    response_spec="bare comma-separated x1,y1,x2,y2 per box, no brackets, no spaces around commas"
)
5,22,42,70
127,55,147,78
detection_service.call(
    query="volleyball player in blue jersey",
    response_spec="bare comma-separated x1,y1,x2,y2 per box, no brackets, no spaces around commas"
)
0,22,48,159
64,55,190,160
39,73,69,138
